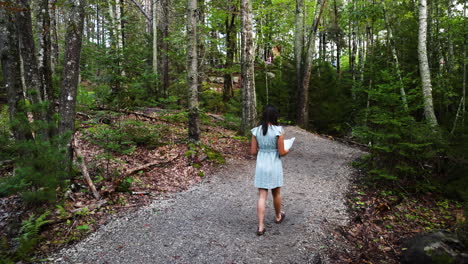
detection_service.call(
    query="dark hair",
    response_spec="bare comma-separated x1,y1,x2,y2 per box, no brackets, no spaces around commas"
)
261,105,278,135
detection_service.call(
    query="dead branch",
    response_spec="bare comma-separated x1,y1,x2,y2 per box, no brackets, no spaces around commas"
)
71,199,108,213
73,135,101,200
0,160,13,166
123,153,179,177
96,107,171,124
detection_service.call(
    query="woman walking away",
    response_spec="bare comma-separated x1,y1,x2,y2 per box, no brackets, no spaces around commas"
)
250,105,289,236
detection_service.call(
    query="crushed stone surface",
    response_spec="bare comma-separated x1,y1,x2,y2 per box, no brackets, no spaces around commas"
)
50,126,364,264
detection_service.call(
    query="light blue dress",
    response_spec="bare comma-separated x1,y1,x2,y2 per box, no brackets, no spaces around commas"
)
251,125,283,189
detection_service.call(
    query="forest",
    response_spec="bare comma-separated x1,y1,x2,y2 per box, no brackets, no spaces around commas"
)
0,0,467,262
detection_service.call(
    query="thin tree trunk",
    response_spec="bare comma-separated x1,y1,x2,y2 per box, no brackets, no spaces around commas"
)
161,0,170,97
152,0,158,77
58,0,86,136
16,0,47,130
116,0,125,77
451,3,466,134
197,0,206,95
187,0,200,141
0,1,33,141
223,0,237,102
418,0,438,127
296,0,327,128
240,0,256,135
295,0,304,110
382,1,408,110
50,0,60,73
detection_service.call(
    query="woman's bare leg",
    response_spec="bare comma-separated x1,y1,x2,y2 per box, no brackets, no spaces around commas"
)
257,189,268,231
272,187,282,221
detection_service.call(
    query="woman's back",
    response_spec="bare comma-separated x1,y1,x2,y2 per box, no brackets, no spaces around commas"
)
252,125,283,151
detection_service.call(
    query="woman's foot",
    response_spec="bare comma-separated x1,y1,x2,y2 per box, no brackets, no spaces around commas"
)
275,212,286,224
256,226,266,236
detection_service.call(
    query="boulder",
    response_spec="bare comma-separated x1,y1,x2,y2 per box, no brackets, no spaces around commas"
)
401,230,468,264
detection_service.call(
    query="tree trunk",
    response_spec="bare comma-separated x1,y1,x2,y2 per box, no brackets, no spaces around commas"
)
116,0,125,77
187,0,200,141
382,1,408,110
197,0,206,95
161,0,170,97
240,0,256,135
16,0,47,133
296,0,327,128
50,0,60,73
418,0,438,128
58,0,86,136
223,0,238,102
295,0,304,108
37,0,56,137
152,0,158,77
451,3,466,134
0,1,33,141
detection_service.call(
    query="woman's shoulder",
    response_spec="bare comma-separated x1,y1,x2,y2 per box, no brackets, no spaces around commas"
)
250,125,261,135
270,125,283,136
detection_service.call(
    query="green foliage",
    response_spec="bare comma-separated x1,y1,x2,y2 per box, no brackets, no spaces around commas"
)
116,177,133,193
84,119,168,154
0,212,50,262
0,137,69,204
352,71,440,181
0,105,13,161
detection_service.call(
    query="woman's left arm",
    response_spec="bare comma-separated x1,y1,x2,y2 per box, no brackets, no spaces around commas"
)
251,136,258,155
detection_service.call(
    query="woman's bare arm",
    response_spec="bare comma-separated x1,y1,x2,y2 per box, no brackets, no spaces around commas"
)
251,136,258,155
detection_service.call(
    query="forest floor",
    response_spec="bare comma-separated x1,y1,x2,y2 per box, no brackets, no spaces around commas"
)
1,109,464,263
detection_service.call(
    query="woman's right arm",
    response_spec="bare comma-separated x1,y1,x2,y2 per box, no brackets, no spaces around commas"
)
277,133,289,156
251,136,258,155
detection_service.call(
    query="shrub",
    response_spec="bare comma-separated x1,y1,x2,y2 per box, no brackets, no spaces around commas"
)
0,137,69,204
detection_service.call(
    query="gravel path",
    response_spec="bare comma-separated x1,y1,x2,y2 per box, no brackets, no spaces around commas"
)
51,126,364,264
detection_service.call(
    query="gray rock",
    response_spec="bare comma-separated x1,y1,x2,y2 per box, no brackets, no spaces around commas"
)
401,230,468,264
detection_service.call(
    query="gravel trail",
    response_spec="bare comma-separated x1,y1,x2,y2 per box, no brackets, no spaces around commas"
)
51,126,364,264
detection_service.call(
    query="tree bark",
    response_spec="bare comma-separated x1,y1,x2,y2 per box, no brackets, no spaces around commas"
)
197,0,206,95
161,0,170,97
296,0,327,128
16,0,48,134
58,0,86,136
418,0,438,128
152,0,158,78
240,0,256,135
187,0,200,141
37,0,56,137
0,1,33,141
295,0,304,110
50,0,59,73
223,0,238,102
382,0,408,110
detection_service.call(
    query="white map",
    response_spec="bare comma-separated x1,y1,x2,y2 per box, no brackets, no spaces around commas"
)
284,137,296,151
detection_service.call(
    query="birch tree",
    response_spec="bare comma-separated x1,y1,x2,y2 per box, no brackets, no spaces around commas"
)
240,0,256,135
418,0,438,128
187,0,200,141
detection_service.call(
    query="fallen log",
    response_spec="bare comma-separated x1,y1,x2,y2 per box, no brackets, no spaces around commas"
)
73,135,101,200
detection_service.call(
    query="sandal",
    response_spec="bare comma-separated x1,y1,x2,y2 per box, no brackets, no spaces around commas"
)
256,227,266,236
275,212,286,224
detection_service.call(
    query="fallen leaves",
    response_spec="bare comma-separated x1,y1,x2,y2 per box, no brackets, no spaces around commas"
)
326,181,463,264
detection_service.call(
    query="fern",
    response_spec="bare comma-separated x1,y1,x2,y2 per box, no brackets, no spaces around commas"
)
14,212,51,260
